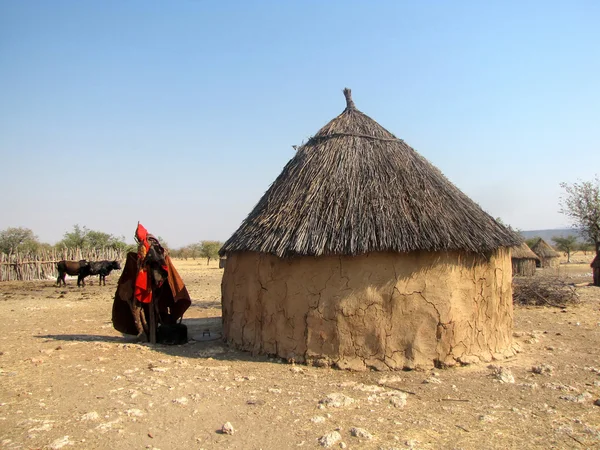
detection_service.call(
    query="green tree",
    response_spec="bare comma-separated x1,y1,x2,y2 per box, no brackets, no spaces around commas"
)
578,240,594,255
57,225,129,250
57,224,89,248
0,227,40,254
199,241,222,265
551,235,578,263
525,237,541,249
560,176,600,256
87,230,114,248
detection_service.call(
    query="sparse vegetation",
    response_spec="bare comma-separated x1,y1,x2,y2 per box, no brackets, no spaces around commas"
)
552,235,579,263
199,240,222,265
56,225,131,251
0,227,41,254
560,176,600,256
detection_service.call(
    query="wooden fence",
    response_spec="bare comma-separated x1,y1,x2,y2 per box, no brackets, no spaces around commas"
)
0,248,126,282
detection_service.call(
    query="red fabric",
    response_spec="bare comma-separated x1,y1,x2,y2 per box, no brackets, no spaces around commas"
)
135,269,152,303
136,223,150,252
133,222,168,303
135,223,152,303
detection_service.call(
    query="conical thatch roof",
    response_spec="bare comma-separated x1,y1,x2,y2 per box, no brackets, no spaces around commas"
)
530,238,560,258
221,89,520,257
511,242,540,261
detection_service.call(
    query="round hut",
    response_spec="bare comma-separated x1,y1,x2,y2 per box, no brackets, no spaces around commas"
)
220,89,520,370
511,242,540,277
530,238,561,268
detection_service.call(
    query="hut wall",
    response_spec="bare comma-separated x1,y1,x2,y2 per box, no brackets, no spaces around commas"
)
512,259,536,277
539,256,560,268
221,248,514,370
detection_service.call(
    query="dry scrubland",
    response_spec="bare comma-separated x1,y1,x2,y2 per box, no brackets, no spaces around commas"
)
0,255,599,449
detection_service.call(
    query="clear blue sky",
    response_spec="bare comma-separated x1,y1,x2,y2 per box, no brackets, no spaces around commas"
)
1,1,598,247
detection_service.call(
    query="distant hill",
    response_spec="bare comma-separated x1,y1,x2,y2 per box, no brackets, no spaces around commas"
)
519,228,583,243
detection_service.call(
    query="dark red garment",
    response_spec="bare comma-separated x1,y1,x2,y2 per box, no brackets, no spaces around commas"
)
112,252,192,335
134,223,153,303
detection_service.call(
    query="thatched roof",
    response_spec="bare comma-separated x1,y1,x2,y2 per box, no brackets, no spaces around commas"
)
530,238,560,258
511,242,540,261
221,89,521,258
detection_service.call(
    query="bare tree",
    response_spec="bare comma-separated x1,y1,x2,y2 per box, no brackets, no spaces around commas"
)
559,176,600,256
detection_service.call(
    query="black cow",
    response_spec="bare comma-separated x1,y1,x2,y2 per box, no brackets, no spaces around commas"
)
56,260,91,287
87,260,122,285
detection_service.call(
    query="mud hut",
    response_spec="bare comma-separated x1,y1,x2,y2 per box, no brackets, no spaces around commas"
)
530,238,561,268
511,242,539,277
220,89,520,370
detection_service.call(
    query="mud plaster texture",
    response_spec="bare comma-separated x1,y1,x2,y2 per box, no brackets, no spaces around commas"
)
221,249,514,371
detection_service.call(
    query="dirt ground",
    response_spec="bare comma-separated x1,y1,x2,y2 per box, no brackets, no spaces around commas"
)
0,257,599,450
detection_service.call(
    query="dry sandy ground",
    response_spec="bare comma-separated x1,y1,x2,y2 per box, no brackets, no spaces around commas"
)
0,259,599,450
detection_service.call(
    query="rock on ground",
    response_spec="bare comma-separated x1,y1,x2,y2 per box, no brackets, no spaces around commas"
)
318,431,342,448
319,393,355,408
221,422,234,435
350,427,373,439
490,365,515,383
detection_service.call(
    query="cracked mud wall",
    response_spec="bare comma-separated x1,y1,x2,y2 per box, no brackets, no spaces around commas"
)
221,249,513,370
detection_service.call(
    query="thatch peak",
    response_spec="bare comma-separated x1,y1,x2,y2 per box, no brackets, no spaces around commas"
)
511,242,539,260
343,88,356,110
221,90,521,258
530,238,560,258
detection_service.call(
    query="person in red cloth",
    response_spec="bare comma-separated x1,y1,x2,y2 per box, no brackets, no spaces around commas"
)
112,223,191,339
134,222,168,304
134,223,152,303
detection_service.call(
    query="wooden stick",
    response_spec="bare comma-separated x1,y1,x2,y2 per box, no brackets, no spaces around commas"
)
566,433,584,446
149,297,157,345
379,384,417,396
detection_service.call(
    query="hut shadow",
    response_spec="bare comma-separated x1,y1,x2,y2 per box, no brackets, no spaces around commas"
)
36,334,137,343
146,317,265,363
36,317,266,364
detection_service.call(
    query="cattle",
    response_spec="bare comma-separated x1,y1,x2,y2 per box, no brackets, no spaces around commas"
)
56,260,91,287
88,260,122,285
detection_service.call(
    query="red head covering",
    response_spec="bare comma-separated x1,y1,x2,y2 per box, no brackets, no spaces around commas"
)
134,223,153,303
135,223,150,252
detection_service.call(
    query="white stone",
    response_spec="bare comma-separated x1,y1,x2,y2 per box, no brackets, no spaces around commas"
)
350,427,373,439
48,436,71,449
318,431,341,448
320,393,355,408
221,422,235,435
80,412,100,421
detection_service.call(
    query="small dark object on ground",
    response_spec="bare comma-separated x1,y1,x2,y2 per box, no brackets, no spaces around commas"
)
156,323,188,345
